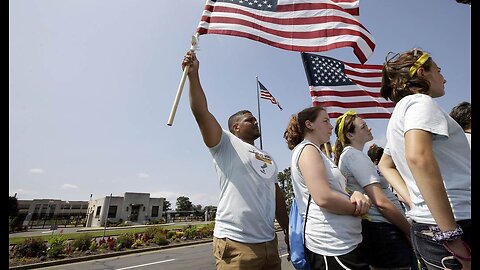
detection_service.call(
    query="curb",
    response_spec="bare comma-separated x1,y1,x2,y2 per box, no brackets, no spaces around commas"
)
9,239,213,270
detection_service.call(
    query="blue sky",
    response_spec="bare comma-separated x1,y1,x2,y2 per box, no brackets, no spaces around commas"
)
9,0,470,207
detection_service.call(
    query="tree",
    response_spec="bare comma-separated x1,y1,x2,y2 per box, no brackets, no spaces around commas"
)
9,196,19,218
277,167,294,213
176,196,193,211
203,205,217,212
194,204,202,211
163,200,171,212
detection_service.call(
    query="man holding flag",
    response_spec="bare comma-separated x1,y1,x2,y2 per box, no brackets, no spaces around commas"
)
182,51,289,270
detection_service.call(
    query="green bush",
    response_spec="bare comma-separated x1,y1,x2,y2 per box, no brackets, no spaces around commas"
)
14,237,47,258
167,231,176,239
183,227,198,239
153,234,169,245
72,234,92,251
116,233,135,249
197,223,214,238
145,226,167,240
47,236,66,258
89,240,97,251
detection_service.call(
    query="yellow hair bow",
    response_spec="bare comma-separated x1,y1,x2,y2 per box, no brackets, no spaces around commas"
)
336,110,357,146
408,53,430,78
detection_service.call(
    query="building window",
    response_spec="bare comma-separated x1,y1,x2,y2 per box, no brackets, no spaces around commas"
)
71,204,81,209
151,206,159,217
107,206,117,218
95,206,101,218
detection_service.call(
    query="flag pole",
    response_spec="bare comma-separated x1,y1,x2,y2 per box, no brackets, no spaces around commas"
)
167,33,199,126
324,143,331,159
256,76,263,150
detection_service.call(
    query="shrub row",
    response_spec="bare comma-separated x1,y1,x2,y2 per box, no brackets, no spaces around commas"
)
10,223,214,259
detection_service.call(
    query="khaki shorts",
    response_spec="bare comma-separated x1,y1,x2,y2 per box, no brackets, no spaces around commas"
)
212,234,281,270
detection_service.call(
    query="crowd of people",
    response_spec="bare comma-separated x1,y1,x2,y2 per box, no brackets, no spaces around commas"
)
181,48,471,270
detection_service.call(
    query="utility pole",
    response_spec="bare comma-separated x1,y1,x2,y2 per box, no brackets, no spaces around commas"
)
102,193,112,239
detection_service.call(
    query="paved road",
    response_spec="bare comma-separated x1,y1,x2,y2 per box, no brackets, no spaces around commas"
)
43,233,295,270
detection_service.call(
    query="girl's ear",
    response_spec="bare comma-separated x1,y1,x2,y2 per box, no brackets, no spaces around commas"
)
416,67,425,78
305,120,313,129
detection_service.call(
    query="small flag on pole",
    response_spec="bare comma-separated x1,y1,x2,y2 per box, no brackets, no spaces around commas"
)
258,81,283,110
301,52,395,119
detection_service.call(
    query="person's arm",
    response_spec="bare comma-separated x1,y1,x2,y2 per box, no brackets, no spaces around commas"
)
182,51,222,148
275,184,290,251
405,129,471,265
299,145,370,216
275,184,289,233
363,183,411,237
378,153,412,209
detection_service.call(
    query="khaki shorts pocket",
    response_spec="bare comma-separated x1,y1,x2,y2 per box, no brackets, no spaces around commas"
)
213,237,228,260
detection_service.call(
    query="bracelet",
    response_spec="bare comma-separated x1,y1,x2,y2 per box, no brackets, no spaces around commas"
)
443,240,471,261
429,225,463,243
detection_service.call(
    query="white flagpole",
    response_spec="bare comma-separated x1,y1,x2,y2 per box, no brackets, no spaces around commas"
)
256,76,263,150
167,33,199,126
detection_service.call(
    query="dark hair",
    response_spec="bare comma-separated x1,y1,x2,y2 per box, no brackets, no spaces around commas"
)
380,49,434,103
333,114,358,165
449,101,471,130
284,106,326,150
367,144,384,164
228,110,252,133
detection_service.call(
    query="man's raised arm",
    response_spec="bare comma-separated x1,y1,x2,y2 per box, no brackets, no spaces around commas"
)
182,51,222,148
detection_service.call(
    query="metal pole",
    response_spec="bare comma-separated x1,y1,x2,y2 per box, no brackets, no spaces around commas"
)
103,193,112,239
256,76,263,150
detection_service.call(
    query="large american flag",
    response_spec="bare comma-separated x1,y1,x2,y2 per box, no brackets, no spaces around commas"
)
197,0,375,64
301,52,395,119
259,80,283,110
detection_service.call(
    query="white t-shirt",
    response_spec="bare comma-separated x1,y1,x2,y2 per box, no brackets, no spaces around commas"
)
209,130,278,243
339,146,405,223
465,133,471,149
291,140,362,256
384,94,471,224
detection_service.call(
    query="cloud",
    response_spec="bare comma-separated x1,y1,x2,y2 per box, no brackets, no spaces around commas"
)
137,173,150,179
11,188,39,197
61,184,79,190
29,168,44,174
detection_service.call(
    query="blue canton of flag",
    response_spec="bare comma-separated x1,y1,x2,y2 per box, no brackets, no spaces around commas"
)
303,54,355,87
213,0,278,11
